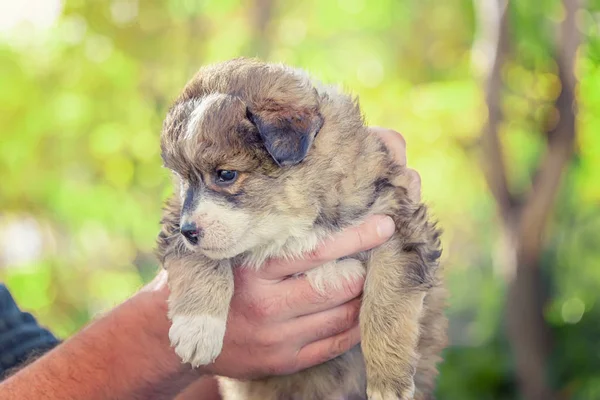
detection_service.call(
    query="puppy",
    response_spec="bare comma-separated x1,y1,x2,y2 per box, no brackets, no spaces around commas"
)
156,58,447,400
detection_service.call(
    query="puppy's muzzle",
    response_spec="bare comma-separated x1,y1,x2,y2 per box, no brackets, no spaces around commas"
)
180,222,203,245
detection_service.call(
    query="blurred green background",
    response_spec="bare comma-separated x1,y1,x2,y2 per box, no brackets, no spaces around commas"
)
1,0,599,399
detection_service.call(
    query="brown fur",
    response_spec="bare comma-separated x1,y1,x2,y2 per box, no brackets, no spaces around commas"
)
156,58,448,400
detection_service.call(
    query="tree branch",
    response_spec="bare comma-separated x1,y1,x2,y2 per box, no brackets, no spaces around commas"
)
519,0,580,263
472,0,514,221
247,0,276,58
473,1,580,399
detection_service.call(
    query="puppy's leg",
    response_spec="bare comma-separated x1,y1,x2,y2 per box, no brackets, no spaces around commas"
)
305,258,366,294
361,206,441,400
166,255,234,368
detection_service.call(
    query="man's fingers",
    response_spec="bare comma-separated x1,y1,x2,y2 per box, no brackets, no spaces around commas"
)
370,127,421,202
303,214,395,267
258,215,395,280
294,324,361,371
369,127,407,166
406,168,422,203
272,274,364,320
289,298,361,346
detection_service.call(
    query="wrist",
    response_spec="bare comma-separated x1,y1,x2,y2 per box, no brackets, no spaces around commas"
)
113,285,204,396
0,281,203,400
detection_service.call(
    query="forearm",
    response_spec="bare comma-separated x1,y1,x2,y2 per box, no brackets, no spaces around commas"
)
0,289,200,400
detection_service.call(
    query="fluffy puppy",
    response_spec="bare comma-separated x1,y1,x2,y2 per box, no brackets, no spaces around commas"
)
156,58,447,400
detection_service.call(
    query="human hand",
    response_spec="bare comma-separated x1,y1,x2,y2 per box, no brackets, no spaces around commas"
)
369,127,421,202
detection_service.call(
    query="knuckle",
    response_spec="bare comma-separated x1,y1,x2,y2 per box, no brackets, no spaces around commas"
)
375,129,407,166
313,325,331,340
318,307,358,340
380,128,405,145
285,356,299,374
372,126,401,139
329,334,351,359
328,314,352,337
407,168,421,185
311,347,332,366
234,268,252,286
315,317,344,339
353,228,366,250
247,295,280,322
284,289,297,312
267,356,295,376
258,330,282,348
307,245,328,262
344,302,360,325
256,257,280,277
406,169,422,201
394,130,407,147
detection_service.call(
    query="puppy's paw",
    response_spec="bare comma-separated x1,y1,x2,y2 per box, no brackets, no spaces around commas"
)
306,258,366,295
169,315,226,367
367,381,415,400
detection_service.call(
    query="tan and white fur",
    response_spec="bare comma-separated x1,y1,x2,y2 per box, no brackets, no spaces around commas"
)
156,58,448,400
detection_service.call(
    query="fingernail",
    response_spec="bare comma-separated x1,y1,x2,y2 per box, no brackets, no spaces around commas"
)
376,216,396,238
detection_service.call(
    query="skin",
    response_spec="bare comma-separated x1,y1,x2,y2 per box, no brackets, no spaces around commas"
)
0,128,419,400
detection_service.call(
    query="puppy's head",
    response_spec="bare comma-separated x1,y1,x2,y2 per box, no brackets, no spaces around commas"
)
160,59,325,259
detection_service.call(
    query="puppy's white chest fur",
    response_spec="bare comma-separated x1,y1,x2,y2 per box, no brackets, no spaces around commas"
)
241,225,328,268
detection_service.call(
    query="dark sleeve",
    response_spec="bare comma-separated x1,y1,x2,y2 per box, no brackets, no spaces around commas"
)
0,284,60,379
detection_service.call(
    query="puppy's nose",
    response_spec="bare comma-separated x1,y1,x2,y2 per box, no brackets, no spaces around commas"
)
180,222,202,245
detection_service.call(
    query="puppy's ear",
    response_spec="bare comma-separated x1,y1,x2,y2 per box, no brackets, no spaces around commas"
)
247,104,324,167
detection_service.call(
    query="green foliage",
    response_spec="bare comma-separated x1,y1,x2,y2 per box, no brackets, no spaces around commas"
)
0,0,599,397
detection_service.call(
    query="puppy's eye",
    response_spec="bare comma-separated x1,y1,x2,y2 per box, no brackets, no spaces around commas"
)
216,170,238,184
